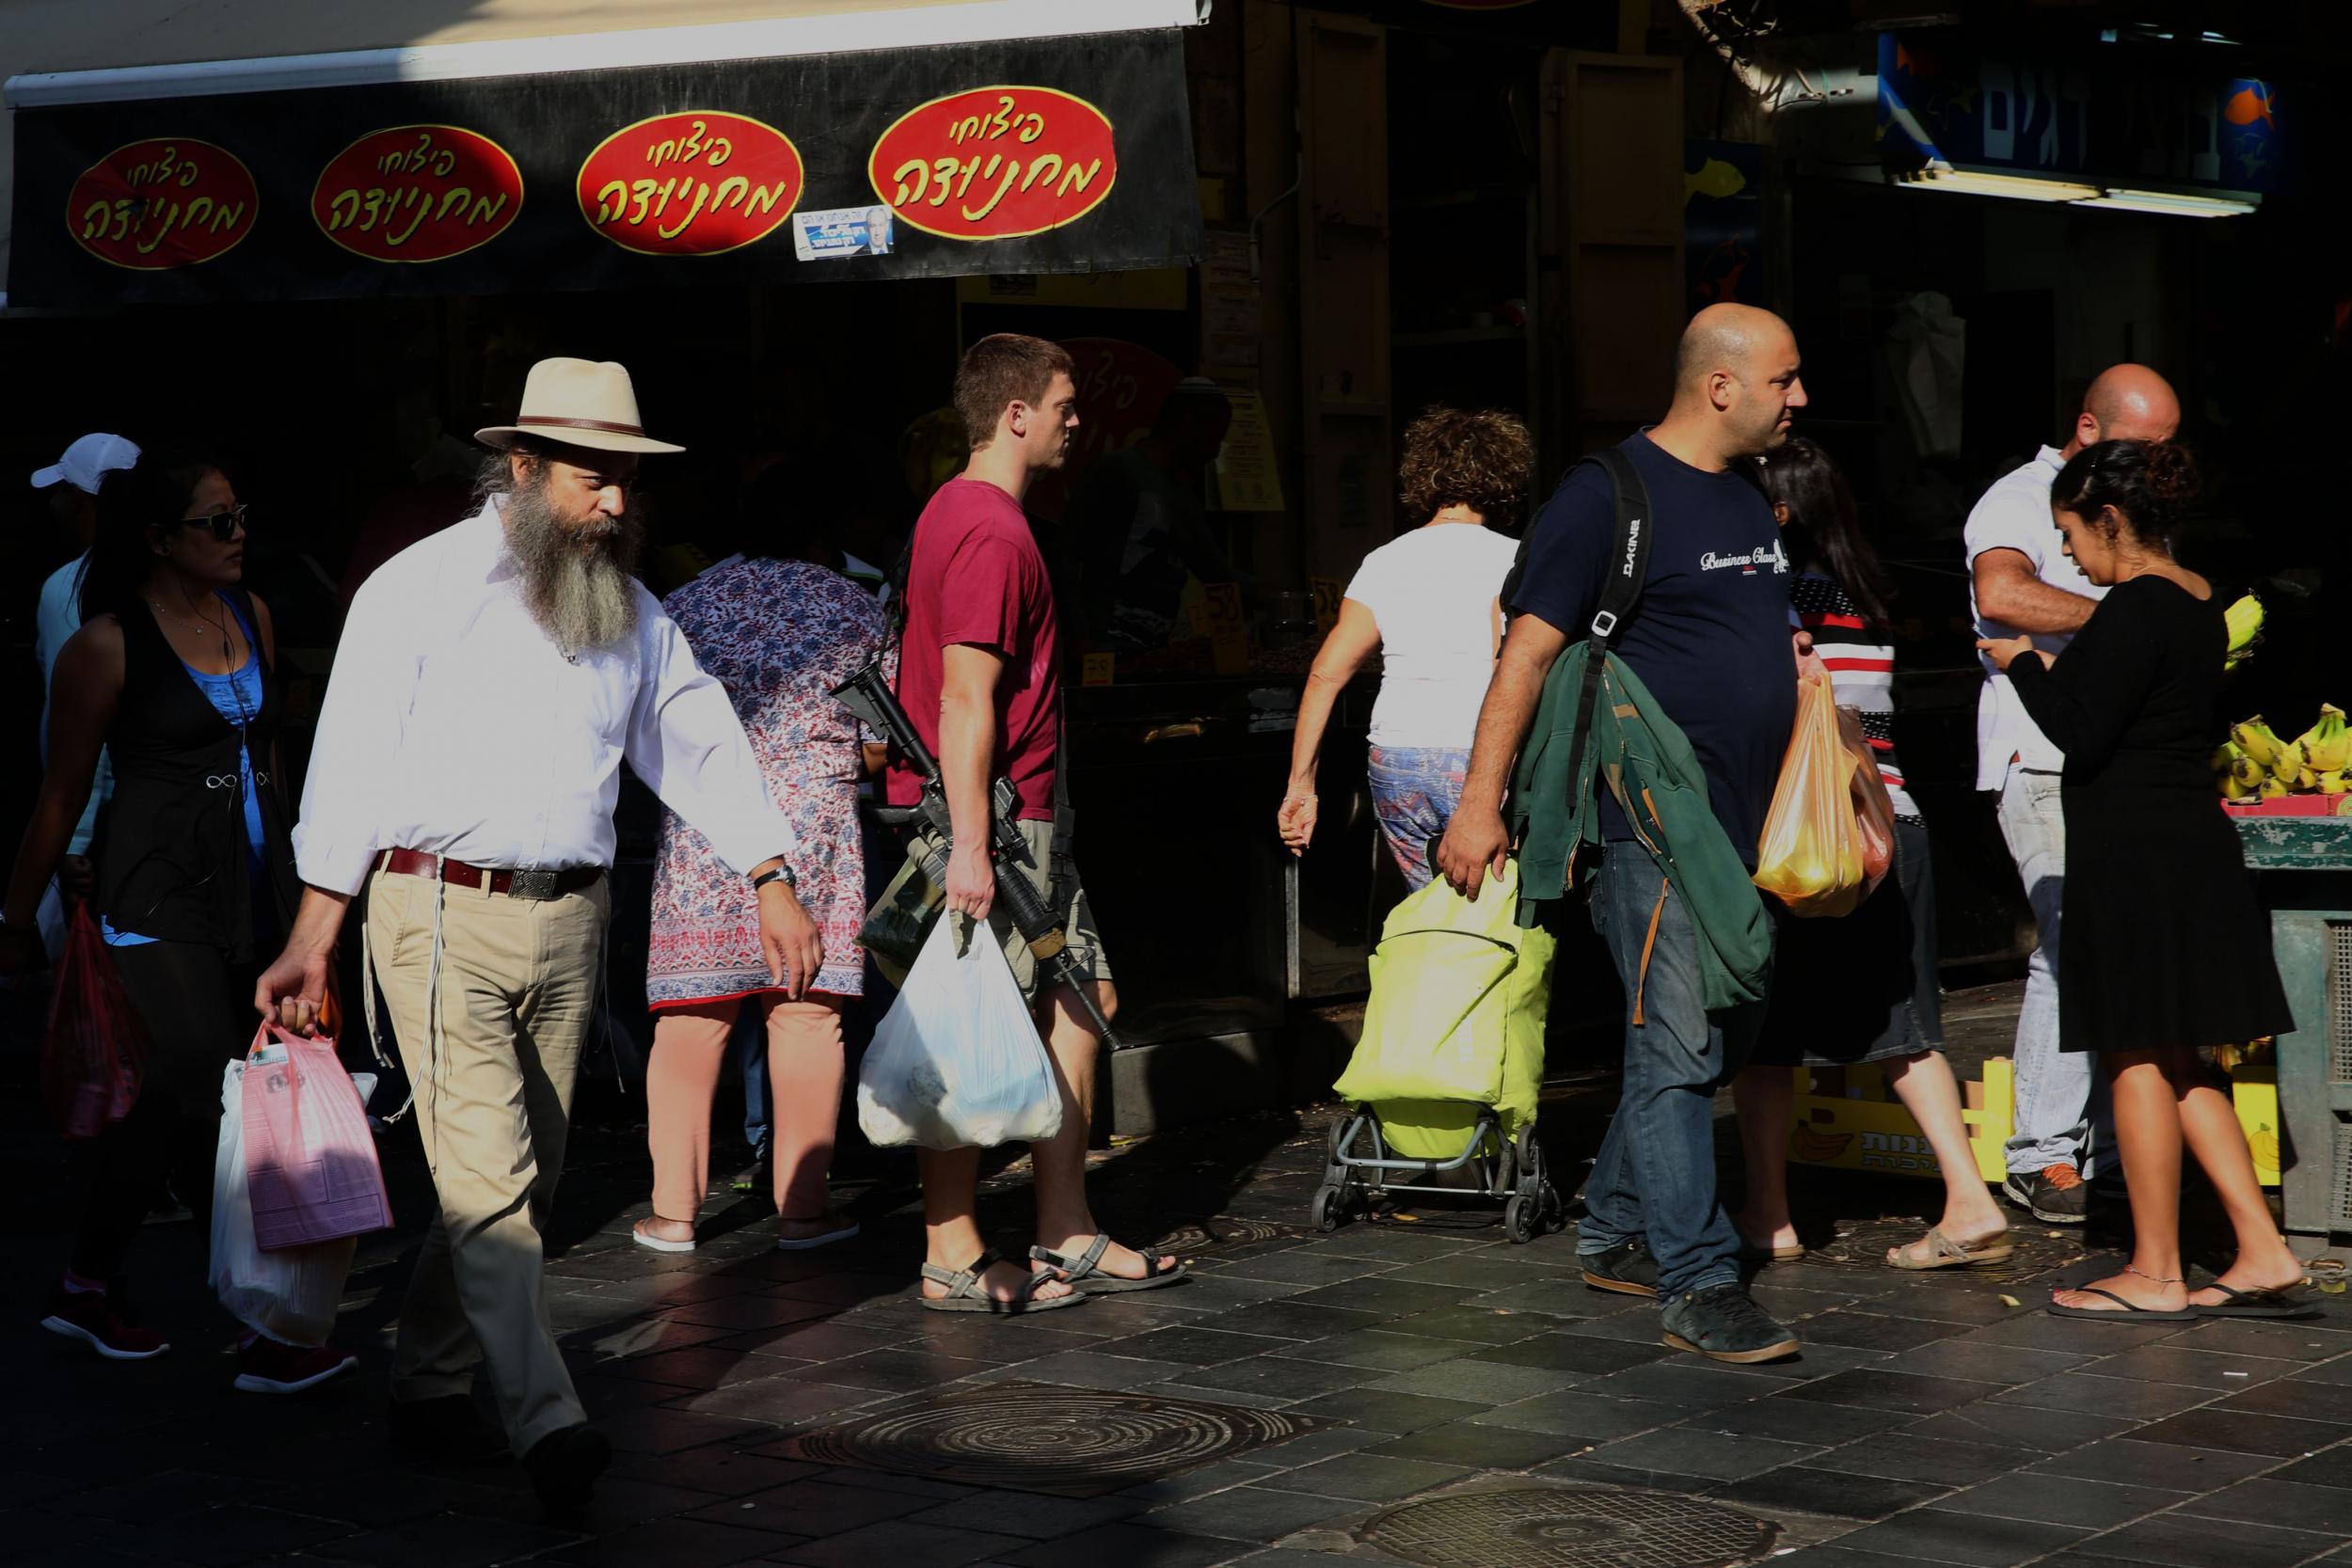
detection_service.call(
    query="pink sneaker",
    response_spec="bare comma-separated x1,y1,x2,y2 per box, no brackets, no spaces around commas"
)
234,1337,358,1394
40,1288,169,1360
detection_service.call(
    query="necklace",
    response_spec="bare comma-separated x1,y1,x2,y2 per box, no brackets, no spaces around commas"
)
150,586,237,665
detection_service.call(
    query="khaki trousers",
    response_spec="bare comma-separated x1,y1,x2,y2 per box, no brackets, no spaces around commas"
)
367,864,607,1454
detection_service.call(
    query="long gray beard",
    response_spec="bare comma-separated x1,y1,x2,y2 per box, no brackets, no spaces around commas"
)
503,482,645,659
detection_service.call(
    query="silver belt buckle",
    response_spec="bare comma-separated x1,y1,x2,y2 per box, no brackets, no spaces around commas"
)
506,868,561,900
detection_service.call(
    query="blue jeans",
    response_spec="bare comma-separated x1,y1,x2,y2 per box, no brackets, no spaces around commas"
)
1578,850,1769,1298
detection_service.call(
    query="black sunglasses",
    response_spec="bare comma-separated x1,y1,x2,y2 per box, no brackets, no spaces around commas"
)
179,504,249,541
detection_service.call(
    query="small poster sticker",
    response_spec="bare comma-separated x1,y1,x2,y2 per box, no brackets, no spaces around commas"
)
793,205,896,261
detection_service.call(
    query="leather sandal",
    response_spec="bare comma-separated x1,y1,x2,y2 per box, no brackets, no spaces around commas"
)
1030,1233,1190,1293
920,1247,1086,1314
1886,1226,2012,1271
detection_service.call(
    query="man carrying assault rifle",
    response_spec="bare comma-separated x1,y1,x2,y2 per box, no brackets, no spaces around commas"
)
875,333,1185,1313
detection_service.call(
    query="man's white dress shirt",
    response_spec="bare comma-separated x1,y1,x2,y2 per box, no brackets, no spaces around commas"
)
1965,445,2107,791
294,501,793,895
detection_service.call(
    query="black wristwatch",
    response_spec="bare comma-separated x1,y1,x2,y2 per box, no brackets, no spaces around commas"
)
752,863,798,894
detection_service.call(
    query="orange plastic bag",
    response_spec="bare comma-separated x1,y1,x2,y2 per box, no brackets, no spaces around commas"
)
1755,671,1868,918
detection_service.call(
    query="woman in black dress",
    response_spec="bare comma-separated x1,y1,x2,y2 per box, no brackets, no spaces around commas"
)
1979,439,2302,1321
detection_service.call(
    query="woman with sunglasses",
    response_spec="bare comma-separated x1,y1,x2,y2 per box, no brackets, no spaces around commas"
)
0,456,351,1393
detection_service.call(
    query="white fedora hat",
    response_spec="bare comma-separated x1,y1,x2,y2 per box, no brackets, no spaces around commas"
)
475,357,684,454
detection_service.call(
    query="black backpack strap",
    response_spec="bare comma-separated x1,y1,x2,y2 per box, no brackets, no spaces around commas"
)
1557,447,1651,804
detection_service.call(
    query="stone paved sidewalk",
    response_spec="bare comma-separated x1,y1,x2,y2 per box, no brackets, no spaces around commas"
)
6,986,2352,1568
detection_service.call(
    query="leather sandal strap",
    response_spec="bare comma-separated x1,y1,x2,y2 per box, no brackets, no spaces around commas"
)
920,1246,1004,1298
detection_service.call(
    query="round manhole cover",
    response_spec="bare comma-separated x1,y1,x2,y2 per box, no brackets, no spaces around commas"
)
1362,1487,1774,1568
1793,1215,2082,1278
786,1381,1322,1497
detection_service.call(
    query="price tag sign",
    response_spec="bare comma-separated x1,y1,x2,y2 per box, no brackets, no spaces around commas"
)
1310,576,1344,635
1082,652,1117,687
1203,581,1248,675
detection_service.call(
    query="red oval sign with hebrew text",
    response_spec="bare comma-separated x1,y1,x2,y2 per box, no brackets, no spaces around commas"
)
577,111,803,256
311,125,523,263
68,138,257,270
868,86,1118,242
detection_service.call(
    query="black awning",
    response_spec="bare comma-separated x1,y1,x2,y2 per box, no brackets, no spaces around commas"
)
6,28,1200,306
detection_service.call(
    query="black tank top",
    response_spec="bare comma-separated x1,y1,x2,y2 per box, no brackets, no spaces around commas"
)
93,588,299,961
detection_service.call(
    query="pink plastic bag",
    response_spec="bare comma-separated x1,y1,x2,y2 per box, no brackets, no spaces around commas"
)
241,1023,391,1251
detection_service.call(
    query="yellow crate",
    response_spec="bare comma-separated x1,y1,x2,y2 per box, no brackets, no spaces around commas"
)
2234,1067,2281,1187
1786,1057,2282,1189
1786,1059,2011,1182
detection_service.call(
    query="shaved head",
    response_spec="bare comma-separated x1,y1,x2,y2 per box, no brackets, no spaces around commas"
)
1662,303,1806,462
2074,363,2179,451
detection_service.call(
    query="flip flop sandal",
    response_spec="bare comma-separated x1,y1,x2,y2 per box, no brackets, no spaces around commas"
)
776,1214,861,1253
2045,1286,2196,1323
1031,1233,1191,1294
631,1214,696,1254
2193,1279,2319,1320
920,1247,1086,1315
1886,1226,2013,1272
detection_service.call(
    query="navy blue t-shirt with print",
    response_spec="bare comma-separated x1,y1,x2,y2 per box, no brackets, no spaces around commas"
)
1507,431,1797,868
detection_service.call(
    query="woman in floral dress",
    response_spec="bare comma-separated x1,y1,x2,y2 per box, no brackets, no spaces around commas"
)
635,513,891,1253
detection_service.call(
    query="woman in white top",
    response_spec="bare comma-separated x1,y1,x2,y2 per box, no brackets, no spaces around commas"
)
1278,408,1531,888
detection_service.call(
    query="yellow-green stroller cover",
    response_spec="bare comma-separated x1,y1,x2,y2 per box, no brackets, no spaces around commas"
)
1331,860,1555,1160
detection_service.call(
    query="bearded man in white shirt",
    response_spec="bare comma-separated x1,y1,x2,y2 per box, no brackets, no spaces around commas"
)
1966,362,2177,1227
255,359,819,1515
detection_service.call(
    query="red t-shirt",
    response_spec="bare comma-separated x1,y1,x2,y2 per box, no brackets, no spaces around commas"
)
887,477,1060,820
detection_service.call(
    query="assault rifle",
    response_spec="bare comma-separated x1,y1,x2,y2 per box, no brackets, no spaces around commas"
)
831,659,1119,1046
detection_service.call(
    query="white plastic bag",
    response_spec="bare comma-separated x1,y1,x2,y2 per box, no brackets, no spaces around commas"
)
856,915,1062,1150
209,1057,373,1346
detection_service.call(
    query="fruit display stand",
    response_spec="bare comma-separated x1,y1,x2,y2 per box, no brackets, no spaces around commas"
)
2237,816,2352,1240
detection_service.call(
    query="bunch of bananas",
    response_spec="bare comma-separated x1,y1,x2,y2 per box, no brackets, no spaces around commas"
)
2217,705,2351,800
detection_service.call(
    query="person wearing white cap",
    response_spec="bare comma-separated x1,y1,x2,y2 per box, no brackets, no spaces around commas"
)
251,358,822,1516
28,433,139,951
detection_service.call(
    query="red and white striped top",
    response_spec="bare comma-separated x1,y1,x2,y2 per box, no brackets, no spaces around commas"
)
1793,571,1921,822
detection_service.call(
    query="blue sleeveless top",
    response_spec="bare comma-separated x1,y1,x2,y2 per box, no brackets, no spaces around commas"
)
104,592,267,945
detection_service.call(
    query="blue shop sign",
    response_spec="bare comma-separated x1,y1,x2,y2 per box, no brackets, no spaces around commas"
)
1878,33,2283,194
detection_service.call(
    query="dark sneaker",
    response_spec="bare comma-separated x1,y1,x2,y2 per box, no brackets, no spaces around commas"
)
1581,1237,1660,1298
1660,1283,1801,1364
730,1148,772,1195
389,1394,511,1465
40,1288,169,1360
525,1423,611,1516
234,1337,358,1394
2003,1162,2089,1225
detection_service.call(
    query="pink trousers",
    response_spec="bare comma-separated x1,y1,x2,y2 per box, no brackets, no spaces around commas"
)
646,995,846,1223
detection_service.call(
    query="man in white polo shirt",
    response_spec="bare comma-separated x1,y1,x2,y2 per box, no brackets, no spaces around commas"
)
1967,364,2178,1224
29,433,139,953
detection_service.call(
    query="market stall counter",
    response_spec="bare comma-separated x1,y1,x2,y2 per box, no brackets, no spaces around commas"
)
2234,814,2352,1241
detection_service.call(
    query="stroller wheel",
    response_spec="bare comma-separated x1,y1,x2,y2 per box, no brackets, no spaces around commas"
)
1311,1182,1346,1233
1503,1193,1541,1244
1326,1116,1351,1162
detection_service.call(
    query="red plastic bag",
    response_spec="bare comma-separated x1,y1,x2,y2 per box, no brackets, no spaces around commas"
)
241,1023,392,1250
40,903,148,1139
1755,671,1868,918
1837,705,1897,897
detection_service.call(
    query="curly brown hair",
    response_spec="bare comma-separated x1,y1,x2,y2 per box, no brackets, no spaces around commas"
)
1397,406,1534,525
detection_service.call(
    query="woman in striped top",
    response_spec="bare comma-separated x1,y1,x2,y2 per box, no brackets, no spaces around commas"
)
1733,439,2011,1272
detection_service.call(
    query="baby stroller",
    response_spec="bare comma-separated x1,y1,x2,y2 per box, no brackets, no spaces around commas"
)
1311,859,1563,1243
